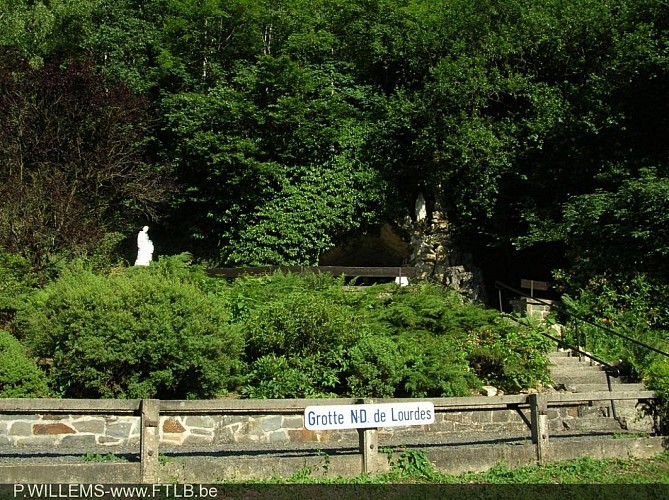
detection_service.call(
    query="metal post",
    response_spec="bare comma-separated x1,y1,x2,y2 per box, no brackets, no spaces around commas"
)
140,399,160,483
606,372,618,419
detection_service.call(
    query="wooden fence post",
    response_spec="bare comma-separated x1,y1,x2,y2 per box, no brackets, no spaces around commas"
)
358,427,379,474
529,394,549,464
357,399,379,474
140,399,160,483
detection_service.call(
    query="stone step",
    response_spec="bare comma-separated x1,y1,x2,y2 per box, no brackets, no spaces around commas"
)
551,372,610,385
549,351,584,358
548,350,573,358
551,358,602,368
551,364,613,375
547,348,654,435
549,357,612,369
551,365,610,375
552,416,626,433
567,383,645,393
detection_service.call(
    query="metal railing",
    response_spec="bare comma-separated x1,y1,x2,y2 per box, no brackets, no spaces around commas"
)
495,281,669,359
495,280,669,418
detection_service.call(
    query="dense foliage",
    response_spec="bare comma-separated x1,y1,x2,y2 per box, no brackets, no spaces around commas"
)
0,0,665,271
7,266,550,399
221,271,550,397
0,330,49,398
16,257,243,399
0,1,666,400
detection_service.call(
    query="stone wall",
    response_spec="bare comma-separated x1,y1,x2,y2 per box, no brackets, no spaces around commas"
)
0,405,613,448
0,414,140,448
511,297,555,321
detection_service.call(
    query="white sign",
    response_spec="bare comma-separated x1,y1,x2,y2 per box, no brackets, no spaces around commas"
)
304,402,434,430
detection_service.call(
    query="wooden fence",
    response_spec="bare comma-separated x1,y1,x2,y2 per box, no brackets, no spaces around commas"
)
205,266,418,279
0,392,657,483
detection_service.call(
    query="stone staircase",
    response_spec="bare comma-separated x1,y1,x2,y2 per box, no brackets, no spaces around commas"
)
548,350,655,434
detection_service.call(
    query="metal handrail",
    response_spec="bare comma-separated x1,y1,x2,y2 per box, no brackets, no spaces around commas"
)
494,280,669,420
511,318,621,377
495,281,669,359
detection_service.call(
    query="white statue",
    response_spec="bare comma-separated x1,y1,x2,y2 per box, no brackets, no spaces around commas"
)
134,226,154,266
415,192,427,222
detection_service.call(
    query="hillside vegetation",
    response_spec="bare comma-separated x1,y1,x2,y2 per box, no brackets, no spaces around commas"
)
2,258,552,399
0,1,667,398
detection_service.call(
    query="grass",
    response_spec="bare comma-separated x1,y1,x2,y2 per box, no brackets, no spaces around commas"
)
80,452,128,463
239,450,669,484
445,454,669,484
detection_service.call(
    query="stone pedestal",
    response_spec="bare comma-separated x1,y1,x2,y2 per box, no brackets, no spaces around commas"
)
510,297,555,321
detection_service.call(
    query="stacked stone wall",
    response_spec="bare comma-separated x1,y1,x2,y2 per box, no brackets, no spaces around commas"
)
0,414,140,448
0,406,603,448
511,297,555,321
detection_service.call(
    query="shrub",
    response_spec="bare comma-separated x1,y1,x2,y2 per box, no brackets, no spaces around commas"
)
345,334,404,398
241,354,340,399
560,274,669,380
17,259,243,399
397,332,479,397
373,284,470,336
466,319,552,392
244,291,358,359
0,330,49,398
241,291,359,397
232,275,550,397
0,249,37,328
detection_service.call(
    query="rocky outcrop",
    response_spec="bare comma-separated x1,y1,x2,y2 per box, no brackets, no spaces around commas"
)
407,209,486,301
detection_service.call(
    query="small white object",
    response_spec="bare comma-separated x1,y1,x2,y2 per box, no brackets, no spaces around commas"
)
395,276,409,286
134,226,154,266
481,385,498,397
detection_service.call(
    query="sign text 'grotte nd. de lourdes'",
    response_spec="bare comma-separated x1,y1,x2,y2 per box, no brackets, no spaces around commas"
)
304,402,434,430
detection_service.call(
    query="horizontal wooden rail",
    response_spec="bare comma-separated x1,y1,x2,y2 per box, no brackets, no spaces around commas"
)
520,279,550,292
0,392,656,415
206,266,418,279
0,398,142,414
544,390,656,405
0,392,658,481
160,396,531,414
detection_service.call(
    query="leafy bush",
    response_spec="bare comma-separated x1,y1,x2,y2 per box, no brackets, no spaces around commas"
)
229,274,551,397
17,257,243,399
368,284,549,395
345,334,404,398
241,355,317,399
241,291,359,397
0,249,37,328
466,319,552,392
11,266,552,399
0,330,49,398
560,274,669,375
643,359,669,433
371,284,470,336
398,332,478,397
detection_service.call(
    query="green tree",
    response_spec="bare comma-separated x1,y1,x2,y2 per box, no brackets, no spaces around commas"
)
0,58,170,271
162,55,386,265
